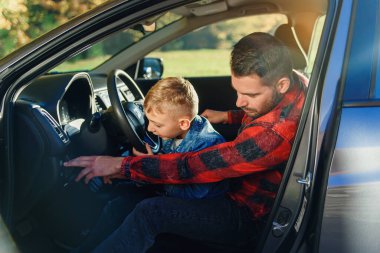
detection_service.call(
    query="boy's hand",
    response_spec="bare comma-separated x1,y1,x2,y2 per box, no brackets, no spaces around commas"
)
133,143,153,156
103,173,125,184
201,109,228,124
103,176,113,184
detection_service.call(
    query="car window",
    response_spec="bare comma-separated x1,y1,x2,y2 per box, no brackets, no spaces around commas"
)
0,1,108,59
50,12,182,73
374,14,380,98
147,14,287,77
343,0,378,100
305,15,325,77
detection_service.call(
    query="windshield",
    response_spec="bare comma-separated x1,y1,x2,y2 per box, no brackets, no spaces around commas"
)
50,12,182,73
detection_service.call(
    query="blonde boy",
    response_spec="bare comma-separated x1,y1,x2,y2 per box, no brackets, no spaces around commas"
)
143,77,228,199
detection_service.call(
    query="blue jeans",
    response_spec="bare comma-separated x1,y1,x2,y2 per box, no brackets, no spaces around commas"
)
91,194,258,253
164,180,230,199
71,183,158,253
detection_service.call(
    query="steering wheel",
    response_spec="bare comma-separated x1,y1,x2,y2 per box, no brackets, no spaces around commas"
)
107,69,160,153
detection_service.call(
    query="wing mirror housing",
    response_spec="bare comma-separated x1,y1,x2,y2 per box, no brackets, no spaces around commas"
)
136,57,164,80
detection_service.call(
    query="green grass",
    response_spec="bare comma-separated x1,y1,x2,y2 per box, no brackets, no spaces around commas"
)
148,49,231,77
52,49,232,77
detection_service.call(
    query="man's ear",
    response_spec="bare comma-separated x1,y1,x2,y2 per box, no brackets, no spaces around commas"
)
276,77,291,94
179,118,191,130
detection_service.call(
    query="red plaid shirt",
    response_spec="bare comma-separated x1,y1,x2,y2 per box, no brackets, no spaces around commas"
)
121,73,307,220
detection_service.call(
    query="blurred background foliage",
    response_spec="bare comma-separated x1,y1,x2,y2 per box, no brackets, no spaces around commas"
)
0,0,106,58
0,0,285,61
0,0,286,77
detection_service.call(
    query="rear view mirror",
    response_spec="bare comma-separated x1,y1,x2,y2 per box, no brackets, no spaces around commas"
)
131,22,156,34
143,22,156,32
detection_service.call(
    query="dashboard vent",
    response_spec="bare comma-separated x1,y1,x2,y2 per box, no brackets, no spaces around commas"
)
95,95,107,111
41,109,69,143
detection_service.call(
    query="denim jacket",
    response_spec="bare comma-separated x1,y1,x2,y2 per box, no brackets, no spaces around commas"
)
162,115,229,199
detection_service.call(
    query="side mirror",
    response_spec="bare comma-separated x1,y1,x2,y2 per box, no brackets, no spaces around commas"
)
137,57,164,80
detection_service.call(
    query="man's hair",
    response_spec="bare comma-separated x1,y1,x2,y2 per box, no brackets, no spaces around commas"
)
231,32,293,85
144,77,199,119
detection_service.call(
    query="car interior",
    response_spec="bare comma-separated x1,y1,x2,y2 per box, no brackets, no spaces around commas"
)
7,0,328,252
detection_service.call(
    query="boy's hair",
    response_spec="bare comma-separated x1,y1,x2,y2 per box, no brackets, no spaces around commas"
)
144,77,199,119
231,32,293,86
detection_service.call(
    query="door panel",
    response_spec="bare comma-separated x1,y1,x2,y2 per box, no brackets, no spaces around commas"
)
320,107,380,253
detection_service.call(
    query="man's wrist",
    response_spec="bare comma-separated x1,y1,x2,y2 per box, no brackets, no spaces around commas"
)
226,111,232,124
120,156,131,178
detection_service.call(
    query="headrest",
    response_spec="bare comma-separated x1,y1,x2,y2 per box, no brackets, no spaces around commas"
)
274,24,307,70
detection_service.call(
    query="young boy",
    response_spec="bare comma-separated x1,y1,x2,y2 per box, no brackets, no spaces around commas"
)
71,77,228,253
89,77,228,198
143,77,228,199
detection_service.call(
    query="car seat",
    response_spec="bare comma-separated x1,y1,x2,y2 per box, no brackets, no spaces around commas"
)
274,23,308,71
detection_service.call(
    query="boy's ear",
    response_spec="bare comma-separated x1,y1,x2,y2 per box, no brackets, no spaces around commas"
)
276,77,291,94
179,118,191,130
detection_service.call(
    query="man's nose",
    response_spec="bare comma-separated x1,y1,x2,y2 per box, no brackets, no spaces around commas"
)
236,94,247,108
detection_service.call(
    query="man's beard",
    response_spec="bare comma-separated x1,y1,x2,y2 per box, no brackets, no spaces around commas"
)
241,90,284,119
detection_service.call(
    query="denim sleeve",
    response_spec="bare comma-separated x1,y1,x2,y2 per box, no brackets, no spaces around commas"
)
190,133,225,152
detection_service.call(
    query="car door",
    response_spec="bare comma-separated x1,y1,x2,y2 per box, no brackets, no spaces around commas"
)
252,0,357,251
265,0,380,252
316,0,380,252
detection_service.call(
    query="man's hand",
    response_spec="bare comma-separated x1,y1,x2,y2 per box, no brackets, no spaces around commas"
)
201,109,228,124
133,143,153,156
64,156,124,184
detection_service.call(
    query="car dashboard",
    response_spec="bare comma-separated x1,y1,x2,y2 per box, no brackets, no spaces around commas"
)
19,73,94,123
13,72,124,222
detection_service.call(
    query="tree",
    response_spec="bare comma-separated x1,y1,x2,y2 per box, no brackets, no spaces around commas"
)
0,0,107,58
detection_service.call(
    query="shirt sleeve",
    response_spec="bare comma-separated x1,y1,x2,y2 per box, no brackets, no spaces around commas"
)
227,110,245,124
121,123,292,185
189,131,225,152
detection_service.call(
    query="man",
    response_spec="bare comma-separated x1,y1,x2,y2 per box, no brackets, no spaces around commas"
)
65,32,307,252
